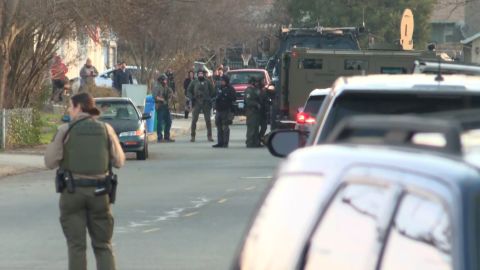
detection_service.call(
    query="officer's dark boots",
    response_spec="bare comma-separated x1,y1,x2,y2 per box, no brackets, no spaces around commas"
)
208,135,214,142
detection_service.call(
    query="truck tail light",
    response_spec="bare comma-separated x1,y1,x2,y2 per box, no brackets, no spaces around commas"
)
296,112,316,124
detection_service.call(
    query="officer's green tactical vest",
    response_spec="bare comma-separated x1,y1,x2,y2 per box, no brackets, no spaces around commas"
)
61,119,109,175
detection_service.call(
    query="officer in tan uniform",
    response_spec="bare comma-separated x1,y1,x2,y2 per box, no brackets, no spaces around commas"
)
45,92,125,270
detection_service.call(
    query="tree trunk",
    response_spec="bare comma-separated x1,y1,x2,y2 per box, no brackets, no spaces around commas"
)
0,54,9,109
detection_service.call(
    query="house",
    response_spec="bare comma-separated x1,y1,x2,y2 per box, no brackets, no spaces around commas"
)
56,28,117,80
429,0,465,60
461,33,480,64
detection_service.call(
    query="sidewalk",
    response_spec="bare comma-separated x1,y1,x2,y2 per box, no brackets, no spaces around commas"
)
0,115,245,179
0,153,46,179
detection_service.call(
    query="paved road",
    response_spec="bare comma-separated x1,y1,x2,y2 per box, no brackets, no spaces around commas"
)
0,125,279,270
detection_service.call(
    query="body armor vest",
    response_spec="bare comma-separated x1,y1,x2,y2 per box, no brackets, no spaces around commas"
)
61,118,109,175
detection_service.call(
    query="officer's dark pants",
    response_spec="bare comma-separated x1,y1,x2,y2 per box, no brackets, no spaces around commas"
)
215,110,231,146
191,102,212,138
157,107,172,140
246,110,261,147
60,187,115,270
259,115,268,143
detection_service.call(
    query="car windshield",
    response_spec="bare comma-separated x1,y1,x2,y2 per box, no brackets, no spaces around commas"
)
96,100,139,121
319,92,480,142
304,95,327,115
229,72,264,85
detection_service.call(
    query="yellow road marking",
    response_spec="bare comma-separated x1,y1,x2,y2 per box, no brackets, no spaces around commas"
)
184,211,198,217
218,198,228,204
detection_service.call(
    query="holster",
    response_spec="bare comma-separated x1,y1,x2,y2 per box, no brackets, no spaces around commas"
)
55,169,66,193
64,171,75,193
107,174,118,204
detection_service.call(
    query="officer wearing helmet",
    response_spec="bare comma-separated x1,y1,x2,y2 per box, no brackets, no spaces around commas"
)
212,75,236,148
152,74,176,142
187,69,216,142
244,76,264,147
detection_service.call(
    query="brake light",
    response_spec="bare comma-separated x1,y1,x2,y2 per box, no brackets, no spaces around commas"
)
296,112,316,124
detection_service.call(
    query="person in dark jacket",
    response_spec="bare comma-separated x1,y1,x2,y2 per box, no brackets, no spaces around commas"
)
212,75,236,148
113,61,133,93
183,70,195,119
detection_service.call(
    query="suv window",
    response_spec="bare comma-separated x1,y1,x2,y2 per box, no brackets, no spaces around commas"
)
381,193,452,270
304,184,391,269
319,92,480,142
304,96,326,115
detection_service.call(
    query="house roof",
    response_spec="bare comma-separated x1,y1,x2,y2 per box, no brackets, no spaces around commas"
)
431,0,465,23
461,32,480,44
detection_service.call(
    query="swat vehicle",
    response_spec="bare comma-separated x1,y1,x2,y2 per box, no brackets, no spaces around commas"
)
268,26,363,78
269,9,440,129
271,47,438,128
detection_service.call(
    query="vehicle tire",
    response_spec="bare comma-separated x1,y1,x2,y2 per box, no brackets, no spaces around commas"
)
136,140,148,160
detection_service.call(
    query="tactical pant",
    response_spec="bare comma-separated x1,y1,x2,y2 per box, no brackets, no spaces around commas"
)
60,187,116,270
191,102,212,138
259,115,268,143
157,107,172,140
246,110,261,147
215,110,232,146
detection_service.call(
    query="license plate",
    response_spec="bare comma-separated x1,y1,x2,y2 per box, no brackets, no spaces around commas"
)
238,103,244,109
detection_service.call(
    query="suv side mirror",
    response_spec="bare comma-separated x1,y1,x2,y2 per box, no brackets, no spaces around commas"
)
267,130,306,158
142,113,151,120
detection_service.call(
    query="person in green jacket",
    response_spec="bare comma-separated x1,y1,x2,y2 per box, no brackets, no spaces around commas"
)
244,77,264,148
187,69,216,142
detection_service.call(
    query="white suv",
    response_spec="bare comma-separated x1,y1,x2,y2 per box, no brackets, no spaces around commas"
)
268,74,480,157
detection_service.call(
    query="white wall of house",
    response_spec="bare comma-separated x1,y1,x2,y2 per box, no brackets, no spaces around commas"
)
57,37,117,80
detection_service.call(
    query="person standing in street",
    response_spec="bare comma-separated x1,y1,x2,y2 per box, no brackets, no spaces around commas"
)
44,92,125,270
152,74,175,143
212,75,236,148
50,55,69,102
113,61,133,93
183,70,195,119
244,77,263,148
79,58,98,94
187,69,215,142
259,79,270,145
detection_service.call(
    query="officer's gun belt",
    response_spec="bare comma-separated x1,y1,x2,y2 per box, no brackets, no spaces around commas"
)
74,179,106,187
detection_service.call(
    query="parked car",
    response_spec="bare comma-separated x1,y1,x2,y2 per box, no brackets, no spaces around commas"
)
267,74,480,157
234,115,480,270
226,69,274,114
295,88,330,134
95,97,150,160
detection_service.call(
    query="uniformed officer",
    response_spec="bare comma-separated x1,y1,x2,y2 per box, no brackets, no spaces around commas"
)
44,93,125,270
258,79,270,144
187,69,216,142
152,74,176,142
212,75,236,148
244,77,263,148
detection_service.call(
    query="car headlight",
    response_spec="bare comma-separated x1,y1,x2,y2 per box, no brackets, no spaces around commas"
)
119,130,143,137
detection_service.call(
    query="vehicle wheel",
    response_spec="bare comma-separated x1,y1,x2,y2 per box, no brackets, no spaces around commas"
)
136,141,148,160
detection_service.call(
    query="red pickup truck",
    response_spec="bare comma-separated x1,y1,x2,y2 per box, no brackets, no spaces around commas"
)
226,69,273,114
